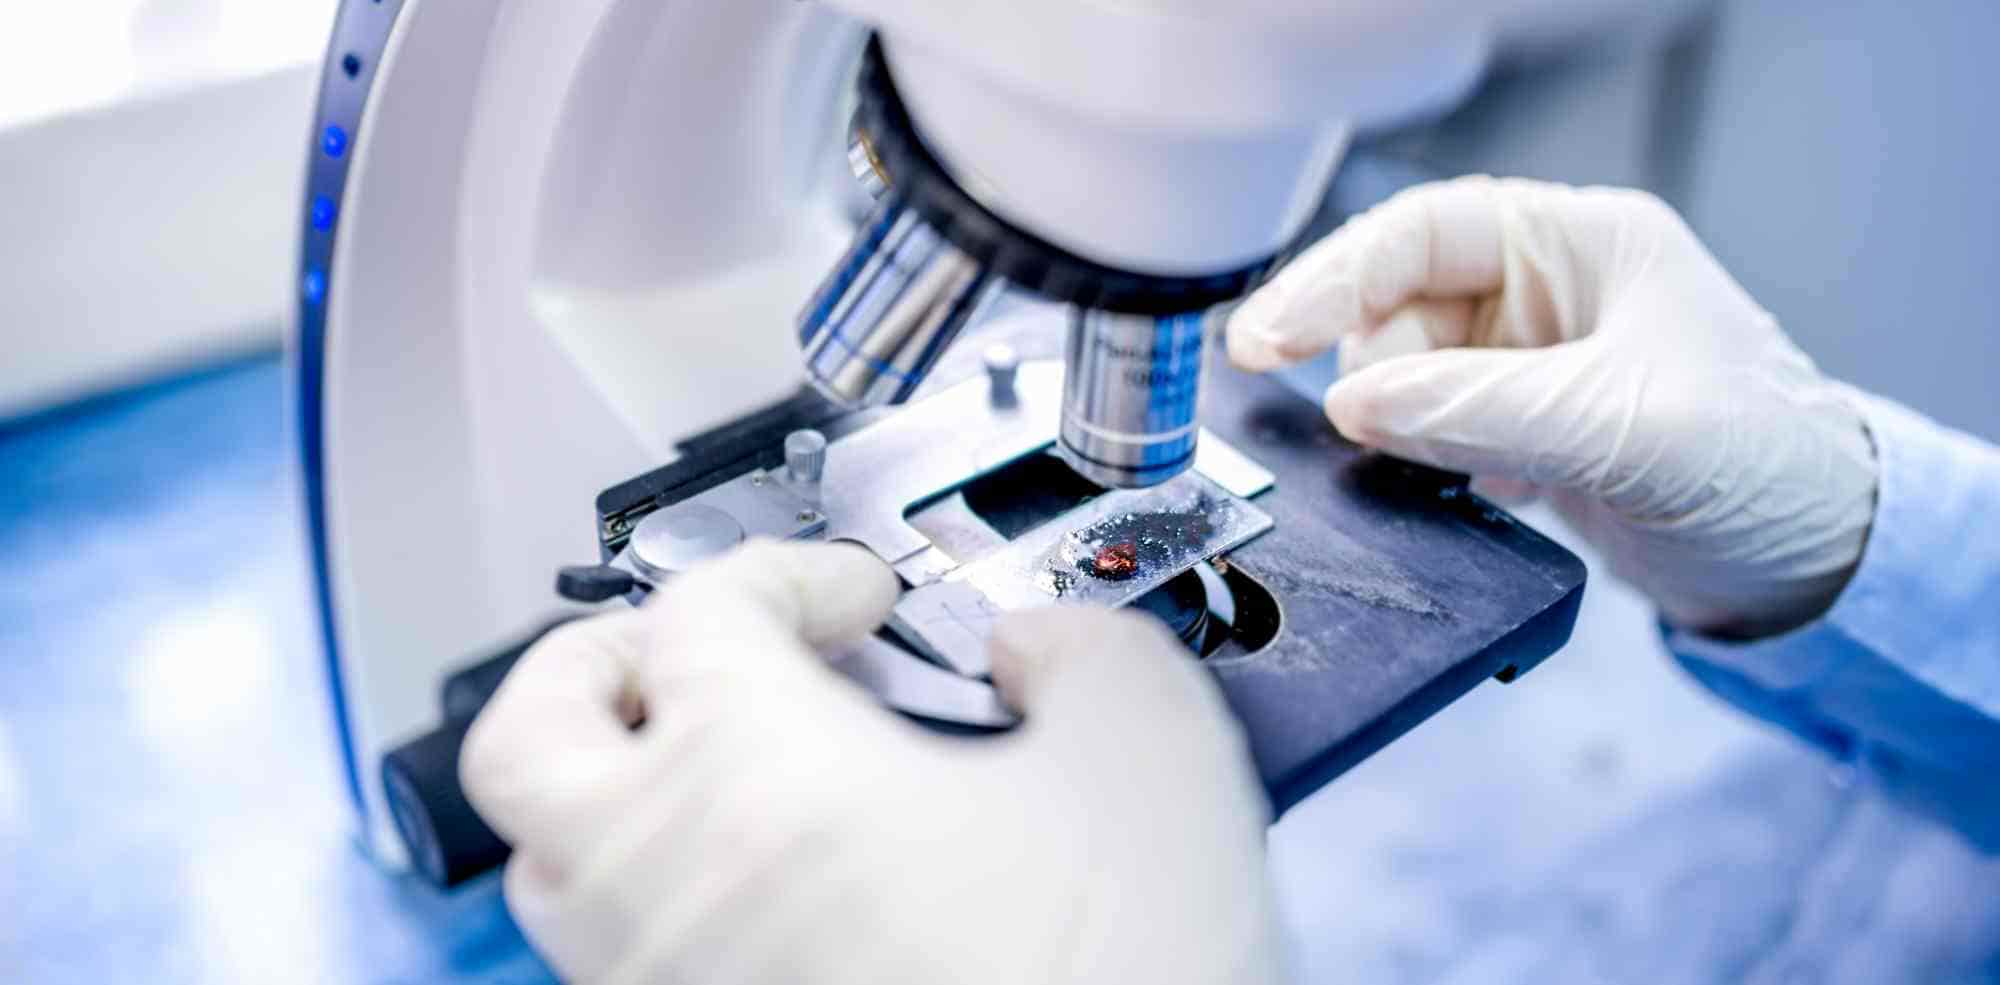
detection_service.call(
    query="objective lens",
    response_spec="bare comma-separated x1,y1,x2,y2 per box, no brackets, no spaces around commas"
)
1057,308,1207,488
797,198,995,407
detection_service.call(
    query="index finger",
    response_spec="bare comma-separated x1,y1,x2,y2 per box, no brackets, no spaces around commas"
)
634,539,902,701
1228,175,1508,371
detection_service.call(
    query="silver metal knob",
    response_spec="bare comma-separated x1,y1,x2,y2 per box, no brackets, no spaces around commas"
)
982,343,1019,406
785,428,828,485
628,504,744,579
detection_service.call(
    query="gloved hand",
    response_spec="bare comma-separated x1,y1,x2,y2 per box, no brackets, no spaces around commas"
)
460,540,1282,985
1230,176,1877,639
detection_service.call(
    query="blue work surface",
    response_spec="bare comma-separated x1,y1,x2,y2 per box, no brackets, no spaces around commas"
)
0,359,552,985
5,355,1998,985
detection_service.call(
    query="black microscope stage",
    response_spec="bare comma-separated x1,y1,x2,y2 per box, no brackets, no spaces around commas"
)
593,342,1586,816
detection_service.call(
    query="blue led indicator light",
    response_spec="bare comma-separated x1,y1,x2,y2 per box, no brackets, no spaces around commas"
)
322,125,348,158
303,268,327,305
310,196,337,231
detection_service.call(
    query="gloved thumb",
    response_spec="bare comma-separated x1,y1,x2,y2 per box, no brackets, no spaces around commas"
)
985,607,1238,748
1323,341,1615,487
984,607,1271,839
637,539,901,692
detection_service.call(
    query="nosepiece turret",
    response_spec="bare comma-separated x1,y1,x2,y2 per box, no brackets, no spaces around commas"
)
797,37,1280,487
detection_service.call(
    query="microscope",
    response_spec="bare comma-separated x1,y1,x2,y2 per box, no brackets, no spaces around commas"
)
295,0,1639,888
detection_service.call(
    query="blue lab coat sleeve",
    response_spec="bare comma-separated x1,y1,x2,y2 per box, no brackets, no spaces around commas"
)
1664,391,2000,849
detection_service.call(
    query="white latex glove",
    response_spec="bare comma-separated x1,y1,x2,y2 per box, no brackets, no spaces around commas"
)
1230,176,1877,638
460,540,1282,985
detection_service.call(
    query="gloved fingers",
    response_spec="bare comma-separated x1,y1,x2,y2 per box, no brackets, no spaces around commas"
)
1346,174,1514,316
633,539,901,707
656,540,899,644
987,607,1238,743
1346,177,1662,348
461,609,655,861
464,543,902,869
989,607,1165,709
1228,175,1507,372
1226,243,1362,372
1234,176,1678,375
1335,296,1481,379
1324,343,1604,483
500,855,637,985
1322,221,1568,491
471,543,902,887
986,606,1268,830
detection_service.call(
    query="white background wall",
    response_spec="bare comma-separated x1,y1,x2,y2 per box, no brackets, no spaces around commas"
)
0,0,334,419
1683,1,2000,440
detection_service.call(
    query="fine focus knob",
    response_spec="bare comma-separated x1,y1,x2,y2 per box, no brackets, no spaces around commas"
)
785,428,829,485
629,503,744,579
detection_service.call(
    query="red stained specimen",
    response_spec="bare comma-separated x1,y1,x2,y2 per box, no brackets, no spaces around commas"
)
1092,541,1139,580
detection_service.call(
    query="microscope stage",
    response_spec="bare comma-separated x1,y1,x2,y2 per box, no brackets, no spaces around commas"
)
594,334,1585,817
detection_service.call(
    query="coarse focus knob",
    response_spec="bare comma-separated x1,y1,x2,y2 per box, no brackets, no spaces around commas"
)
382,720,509,889
629,504,744,579
785,429,828,485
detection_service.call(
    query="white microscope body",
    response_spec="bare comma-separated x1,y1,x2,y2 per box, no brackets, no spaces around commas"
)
306,0,1655,867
